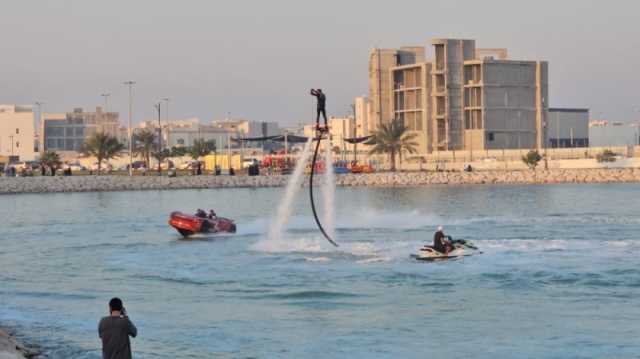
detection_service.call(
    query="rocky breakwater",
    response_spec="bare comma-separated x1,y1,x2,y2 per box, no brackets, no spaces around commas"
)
2,168,640,195
336,168,640,186
0,175,288,194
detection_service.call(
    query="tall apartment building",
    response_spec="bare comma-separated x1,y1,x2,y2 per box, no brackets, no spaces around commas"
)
41,107,119,153
0,105,36,161
368,38,549,153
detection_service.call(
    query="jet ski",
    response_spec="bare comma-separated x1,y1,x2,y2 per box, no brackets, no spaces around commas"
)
411,239,480,261
168,211,237,237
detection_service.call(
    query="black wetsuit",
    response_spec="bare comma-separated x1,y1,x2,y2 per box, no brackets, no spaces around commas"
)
311,90,327,126
433,231,450,253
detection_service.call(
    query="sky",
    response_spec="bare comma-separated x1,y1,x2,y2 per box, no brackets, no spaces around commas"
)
1,0,639,126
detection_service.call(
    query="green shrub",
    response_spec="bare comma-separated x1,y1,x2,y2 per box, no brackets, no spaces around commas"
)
596,149,617,163
521,150,542,170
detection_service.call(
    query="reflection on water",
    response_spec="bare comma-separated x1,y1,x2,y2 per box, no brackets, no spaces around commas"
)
1,184,640,358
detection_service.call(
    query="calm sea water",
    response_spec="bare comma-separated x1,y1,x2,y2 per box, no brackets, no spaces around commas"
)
1,184,639,358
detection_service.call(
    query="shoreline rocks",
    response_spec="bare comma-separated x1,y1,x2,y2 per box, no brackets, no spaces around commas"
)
0,328,43,359
1,168,640,195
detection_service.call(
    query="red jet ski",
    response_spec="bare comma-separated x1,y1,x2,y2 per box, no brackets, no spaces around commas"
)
169,211,237,237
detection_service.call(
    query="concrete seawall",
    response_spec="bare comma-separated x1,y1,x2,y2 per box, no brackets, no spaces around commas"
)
1,168,640,195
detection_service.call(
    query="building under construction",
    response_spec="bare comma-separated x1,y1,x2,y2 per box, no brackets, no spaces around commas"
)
366,38,551,153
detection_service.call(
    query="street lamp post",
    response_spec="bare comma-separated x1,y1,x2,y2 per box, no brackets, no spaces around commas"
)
123,81,136,176
155,102,162,176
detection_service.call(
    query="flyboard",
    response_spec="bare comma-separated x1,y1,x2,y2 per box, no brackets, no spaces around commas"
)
309,125,339,247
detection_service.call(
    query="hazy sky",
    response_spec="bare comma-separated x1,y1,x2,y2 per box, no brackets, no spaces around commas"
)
1,0,639,126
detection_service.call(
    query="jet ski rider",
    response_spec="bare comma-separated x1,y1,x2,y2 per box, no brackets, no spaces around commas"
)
433,226,453,254
195,209,207,218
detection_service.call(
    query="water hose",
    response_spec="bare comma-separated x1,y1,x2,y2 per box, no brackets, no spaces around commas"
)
309,132,338,247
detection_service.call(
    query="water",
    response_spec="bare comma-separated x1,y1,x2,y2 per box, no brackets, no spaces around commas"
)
268,138,312,242
1,184,640,358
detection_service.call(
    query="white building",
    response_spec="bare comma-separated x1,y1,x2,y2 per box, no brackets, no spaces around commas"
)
354,96,370,137
0,105,36,161
304,116,357,154
211,119,280,139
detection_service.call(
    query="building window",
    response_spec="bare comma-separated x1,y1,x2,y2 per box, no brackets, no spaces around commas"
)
16,128,19,134
177,138,185,145
488,133,495,142
16,141,20,148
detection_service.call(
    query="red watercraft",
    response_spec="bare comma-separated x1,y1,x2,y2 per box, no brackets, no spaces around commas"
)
168,211,237,237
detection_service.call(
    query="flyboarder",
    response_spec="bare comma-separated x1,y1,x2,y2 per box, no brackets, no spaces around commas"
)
310,89,328,131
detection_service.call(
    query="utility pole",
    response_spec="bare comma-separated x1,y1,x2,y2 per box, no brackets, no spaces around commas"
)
123,81,136,176
155,102,162,176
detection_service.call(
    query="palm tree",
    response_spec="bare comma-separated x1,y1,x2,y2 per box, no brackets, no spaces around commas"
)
132,129,157,169
41,150,61,176
188,139,216,160
366,118,419,172
81,132,125,174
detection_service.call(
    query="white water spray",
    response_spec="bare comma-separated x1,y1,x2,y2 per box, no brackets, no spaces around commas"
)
322,138,336,239
268,138,313,241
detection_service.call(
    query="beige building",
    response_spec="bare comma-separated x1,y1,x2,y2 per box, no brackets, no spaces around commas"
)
368,47,425,133
0,105,36,161
41,107,119,153
392,61,432,152
368,38,549,153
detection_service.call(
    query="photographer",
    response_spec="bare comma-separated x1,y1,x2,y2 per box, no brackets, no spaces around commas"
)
98,297,137,359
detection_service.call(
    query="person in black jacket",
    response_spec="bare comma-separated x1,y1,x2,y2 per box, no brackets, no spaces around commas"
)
98,297,137,359
433,226,452,254
310,89,327,130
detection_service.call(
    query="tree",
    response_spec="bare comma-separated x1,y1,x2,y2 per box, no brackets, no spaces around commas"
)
153,148,172,168
522,150,542,170
366,118,419,172
41,150,61,176
170,146,188,158
132,129,157,169
188,139,216,160
81,132,125,174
